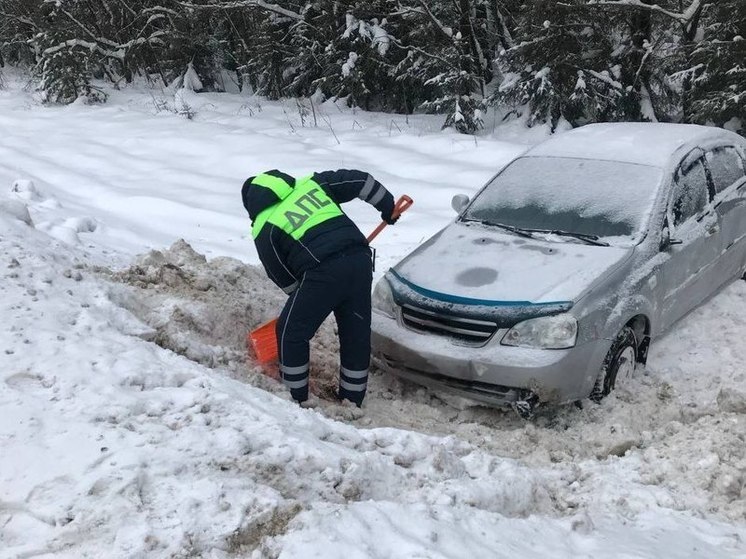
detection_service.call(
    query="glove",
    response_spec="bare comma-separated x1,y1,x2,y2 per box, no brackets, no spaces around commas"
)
380,197,398,225
382,212,399,225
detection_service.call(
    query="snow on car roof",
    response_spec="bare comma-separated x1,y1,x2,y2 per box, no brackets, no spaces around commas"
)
525,123,739,167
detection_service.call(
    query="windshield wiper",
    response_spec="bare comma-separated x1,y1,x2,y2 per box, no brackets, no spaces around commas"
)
523,228,610,247
463,218,536,239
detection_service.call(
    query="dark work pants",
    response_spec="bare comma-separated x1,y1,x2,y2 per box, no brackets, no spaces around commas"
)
275,249,373,405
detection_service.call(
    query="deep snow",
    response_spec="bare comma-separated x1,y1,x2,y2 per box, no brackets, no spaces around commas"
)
1,72,745,558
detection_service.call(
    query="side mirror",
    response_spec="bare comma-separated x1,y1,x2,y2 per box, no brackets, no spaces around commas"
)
451,194,470,214
660,228,683,251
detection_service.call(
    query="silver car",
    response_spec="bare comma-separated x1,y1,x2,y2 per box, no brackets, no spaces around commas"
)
371,123,746,416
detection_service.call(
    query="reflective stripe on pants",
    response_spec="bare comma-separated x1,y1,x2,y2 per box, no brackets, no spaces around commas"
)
276,249,372,405
280,363,309,391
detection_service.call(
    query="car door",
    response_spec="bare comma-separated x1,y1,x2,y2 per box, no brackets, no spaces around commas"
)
658,151,720,331
705,145,746,280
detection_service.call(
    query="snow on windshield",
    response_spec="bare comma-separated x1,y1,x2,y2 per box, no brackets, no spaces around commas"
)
465,156,663,246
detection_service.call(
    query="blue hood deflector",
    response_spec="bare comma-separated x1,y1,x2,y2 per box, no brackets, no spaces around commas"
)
387,270,574,327
390,270,572,309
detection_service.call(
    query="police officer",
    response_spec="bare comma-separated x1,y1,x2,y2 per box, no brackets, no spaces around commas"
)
242,169,398,407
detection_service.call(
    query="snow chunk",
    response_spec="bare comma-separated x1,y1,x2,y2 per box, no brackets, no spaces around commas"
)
10,179,42,201
574,71,587,92
355,20,368,39
0,198,33,225
371,22,391,56
640,85,658,122
343,13,357,38
33,216,97,245
723,117,743,134
64,216,98,233
182,62,203,92
342,52,359,78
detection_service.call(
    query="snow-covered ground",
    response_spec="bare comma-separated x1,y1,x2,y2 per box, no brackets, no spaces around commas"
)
1,72,745,558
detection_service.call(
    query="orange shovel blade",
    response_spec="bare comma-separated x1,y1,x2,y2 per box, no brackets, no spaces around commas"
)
247,318,279,364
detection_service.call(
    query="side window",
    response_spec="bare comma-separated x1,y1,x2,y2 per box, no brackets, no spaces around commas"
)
706,146,746,194
671,156,709,227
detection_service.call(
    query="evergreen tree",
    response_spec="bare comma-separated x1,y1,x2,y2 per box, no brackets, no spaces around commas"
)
240,12,295,98
313,5,400,111
418,34,486,134
37,31,99,103
0,0,741,136
395,0,489,133
685,0,746,133
493,1,649,129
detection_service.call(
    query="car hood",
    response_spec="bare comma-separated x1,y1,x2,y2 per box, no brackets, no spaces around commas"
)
392,222,632,305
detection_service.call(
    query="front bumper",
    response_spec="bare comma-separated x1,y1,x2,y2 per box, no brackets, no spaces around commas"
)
372,312,610,406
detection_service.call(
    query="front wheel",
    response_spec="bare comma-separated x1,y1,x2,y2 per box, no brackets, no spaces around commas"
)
591,326,637,403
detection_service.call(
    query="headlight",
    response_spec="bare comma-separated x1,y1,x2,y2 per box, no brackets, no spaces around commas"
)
501,314,578,349
372,277,397,318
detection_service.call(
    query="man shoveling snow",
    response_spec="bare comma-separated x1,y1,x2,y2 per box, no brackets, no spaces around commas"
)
241,169,399,407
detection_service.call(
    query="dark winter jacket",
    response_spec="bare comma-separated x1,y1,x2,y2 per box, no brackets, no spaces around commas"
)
242,169,395,293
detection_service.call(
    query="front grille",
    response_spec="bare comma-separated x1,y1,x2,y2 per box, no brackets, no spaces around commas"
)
400,304,498,344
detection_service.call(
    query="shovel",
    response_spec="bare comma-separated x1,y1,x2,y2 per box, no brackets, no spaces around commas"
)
248,195,414,366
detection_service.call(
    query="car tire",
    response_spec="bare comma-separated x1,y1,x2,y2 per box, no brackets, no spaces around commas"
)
590,326,637,403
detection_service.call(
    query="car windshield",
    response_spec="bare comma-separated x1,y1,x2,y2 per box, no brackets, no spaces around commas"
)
463,156,663,247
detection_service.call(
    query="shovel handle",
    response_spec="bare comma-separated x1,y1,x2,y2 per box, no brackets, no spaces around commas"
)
366,195,414,244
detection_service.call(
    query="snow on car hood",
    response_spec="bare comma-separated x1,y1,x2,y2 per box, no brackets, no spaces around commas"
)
393,222,631,304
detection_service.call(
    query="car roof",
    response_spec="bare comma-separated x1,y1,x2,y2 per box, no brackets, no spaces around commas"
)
524,123,744,168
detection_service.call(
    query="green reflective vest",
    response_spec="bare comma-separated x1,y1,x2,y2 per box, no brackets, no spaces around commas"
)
251,176,343,240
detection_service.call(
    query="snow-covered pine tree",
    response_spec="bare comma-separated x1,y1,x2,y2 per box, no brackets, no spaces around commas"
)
35,23,100,104
493,0,696,129
417,35,486,134
494,1,633,129
152,3,232,91
240,10,296,99
684,0,745,134
310,2,402,111
397,0,488,133
283,2,330,99
0,0,39,69
24,0,174,101
1,0,740,137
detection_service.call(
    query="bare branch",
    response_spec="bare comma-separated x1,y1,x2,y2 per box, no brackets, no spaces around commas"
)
583,68,624,89
115,0,139,17
43,32,167,61
142,6,182,17
388,36,457,70
0,11,39,31
579,0,702,25
415,0,453,39
60,8,119,48
177,1,304,21
393,2,453,40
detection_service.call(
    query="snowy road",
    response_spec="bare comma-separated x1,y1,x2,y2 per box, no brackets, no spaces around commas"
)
1,74,745,558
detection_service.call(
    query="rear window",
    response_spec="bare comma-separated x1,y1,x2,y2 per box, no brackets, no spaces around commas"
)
706,147,746,194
